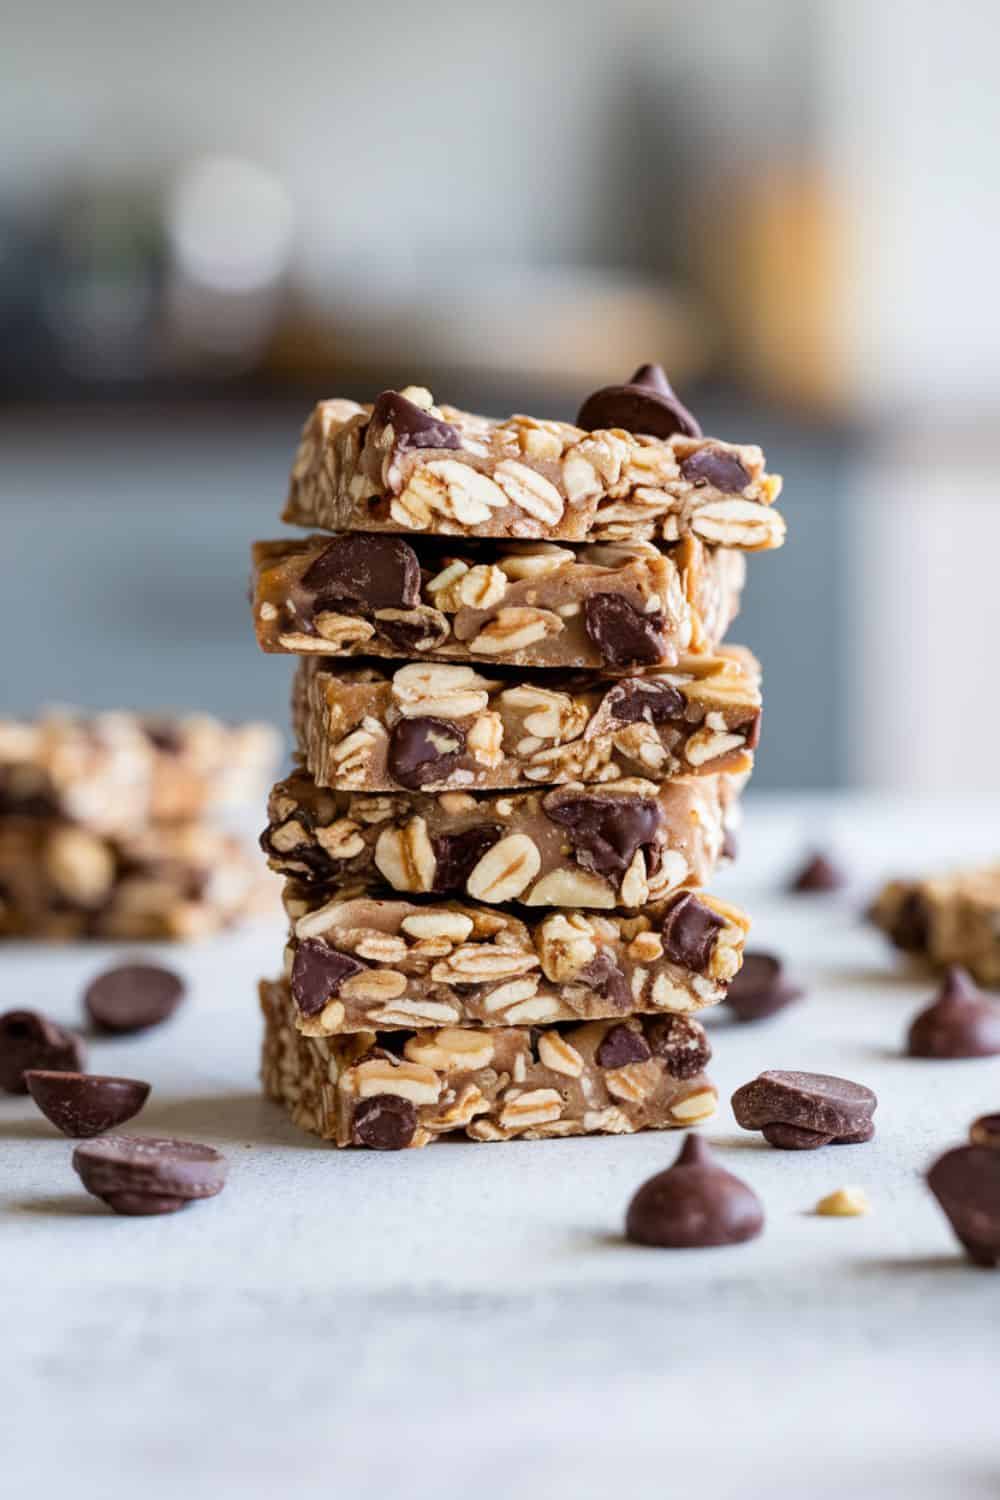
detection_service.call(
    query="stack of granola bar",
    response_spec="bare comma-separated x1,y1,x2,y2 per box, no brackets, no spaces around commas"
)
252,367,785,1149
0,711,278,940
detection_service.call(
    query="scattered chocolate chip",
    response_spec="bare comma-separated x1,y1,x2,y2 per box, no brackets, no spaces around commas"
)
659,893,725,973
725,952,803,1024
788,851,847,893
679,447,750,494
431,825,502,893
543,789,660,877
576,950,632,1010
291,939,366,1017
647,1015,712,1079
583,594,667,668
887,889,930,952
300,534,421,614
352,1094,417,1150
732,1069,877,1148
25,1070,150,1137
971,1114,1000,1150
605,678,686,725
371,390,461,453
625,1134,764,1249
906,966,1000,1060
0,1010,86,1095
72,1135,227,1216
388,717,467,790
927,1145,1000,1267
576,364,702,441
596,1023,652,1069
83,962,185,1035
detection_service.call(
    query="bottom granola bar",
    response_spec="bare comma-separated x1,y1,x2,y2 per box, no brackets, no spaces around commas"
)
260,976,718,1148
872,866,1000,986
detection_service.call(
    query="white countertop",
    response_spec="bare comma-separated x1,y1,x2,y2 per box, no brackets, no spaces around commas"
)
3,795,999,1500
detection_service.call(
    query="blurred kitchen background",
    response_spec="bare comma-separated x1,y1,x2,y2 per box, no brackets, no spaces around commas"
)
2,0,997,791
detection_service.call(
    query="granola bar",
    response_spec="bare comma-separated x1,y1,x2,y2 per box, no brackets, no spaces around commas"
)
0,817,271,941
872,866,1000,986
0,711,280,837
283,386,784,548
260,976,718,1148
292,648,760,793
262,766,745,908
280,881,749,1035
251,532,745,671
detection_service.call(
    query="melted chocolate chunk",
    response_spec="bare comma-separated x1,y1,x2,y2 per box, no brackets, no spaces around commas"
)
300,534,420,614
625,1134,764,1249
583,594,668,668
596,1023,652,1070
432,825,503,893
679,447,750,494
388,718,467,790
605,679,686,725
576,363,702,441
291,939,366,1017
660,893,725,973
352,1093,417,1150
577,950,632,1010
374,609,449,654
371,390,461,453
907,966,1000,1060
647,1015,712,1079
543,789,659,877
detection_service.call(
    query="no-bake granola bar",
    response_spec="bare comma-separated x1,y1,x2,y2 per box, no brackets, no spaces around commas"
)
872,866,1000,987
251,532,744,671
260,975,718,1148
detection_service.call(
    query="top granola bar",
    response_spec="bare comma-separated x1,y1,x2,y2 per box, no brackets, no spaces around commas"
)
283,374,785,548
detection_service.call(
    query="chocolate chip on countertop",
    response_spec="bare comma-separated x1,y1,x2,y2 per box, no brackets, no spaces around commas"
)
970,1114,1000,1151
432,826,502,893
605,678,686,725
596,1023,652,1070
370,390,461,452
761,1122,835,1150
72,1135,227,1216
291,939,366,1017
388,717,467,790
906,966,1000,1060
300,534,421,613
0,1010,86,1094
25,1070,150,1137
647,1015,712,1079
788,851,847,892
83,962,185,1035
542,789,660,877
659,892,725,973
725,952,803,1024
583,594,667,668
625,1134,764,1249
927,1145,1000,1267
576,363,702,441
732,1069,877,1147
679,447,750,494
352,1094,417,1150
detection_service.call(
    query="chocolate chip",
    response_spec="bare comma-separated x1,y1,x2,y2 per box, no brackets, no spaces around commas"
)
761,1122,835,1150
576,364,702,441
888,890,930,952
371,390,461,452
291,939,366,1017
927,1146,1000,1267
906,966,1000,1060
725,952,803,1024
352,1094,417,1150
0,1010,86,1095
431,825,502,893
576,950,632,1010
732,1070,877,1146
596,1023,652,1069
679,447,750,494
583,594,667,668
788,851,847,892
84,962,185,1035
659,893,725,974
374,608,449,654
72,1135,227,1216
388,717,467,790
970,1114,1000,1151
542,789,659,877
25,1070,150,1137
625,1134,764,1249
647,1015,712,1079
300,534,421,614
605,678,686,725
